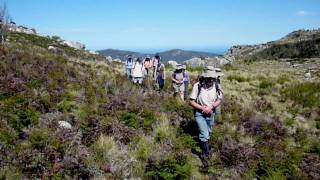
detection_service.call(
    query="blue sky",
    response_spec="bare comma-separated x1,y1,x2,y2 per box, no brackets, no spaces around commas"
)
5,0,320,53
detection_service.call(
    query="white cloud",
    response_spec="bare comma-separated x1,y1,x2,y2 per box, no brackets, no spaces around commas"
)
296,10,316,16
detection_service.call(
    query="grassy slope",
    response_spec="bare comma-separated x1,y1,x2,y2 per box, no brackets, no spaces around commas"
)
0,32,319,179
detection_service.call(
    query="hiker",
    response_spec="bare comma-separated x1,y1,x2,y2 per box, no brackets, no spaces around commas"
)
144,56,153,75
156,58,166,91
131,57,145,85
125,55,134,80
189,69,222,170
171,64,185,100
144,56,153,89
152,53,161,80
182,65,190,99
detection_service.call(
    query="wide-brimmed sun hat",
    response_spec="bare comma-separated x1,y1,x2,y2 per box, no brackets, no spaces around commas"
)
175,64,183,70
201,70,218,78
214,68,224,77
205,66,215,71
182,65,187,69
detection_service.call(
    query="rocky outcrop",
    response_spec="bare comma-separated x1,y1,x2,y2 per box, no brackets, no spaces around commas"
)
63,40,85,50
184,56,232,67
167,60,178,67
7,22,38,35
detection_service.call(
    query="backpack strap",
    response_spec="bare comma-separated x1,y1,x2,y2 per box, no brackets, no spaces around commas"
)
196,82,202,102
215,80,221,96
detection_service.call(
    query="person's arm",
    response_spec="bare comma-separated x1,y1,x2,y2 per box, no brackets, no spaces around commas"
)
211,99,221,108
190,100,205,111
171,74,180,83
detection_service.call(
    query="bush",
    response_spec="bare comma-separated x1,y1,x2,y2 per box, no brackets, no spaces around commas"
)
281,81,320,108
141,108,156,131
0,125,18,148
28,128,50,149
121,112,139,129
2,96,40,133
145,154,192,179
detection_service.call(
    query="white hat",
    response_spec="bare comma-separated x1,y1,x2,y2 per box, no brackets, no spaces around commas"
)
214,68,224,77
175,64,183,70
201,70,218,78
182,65,187,69
205,66,215,71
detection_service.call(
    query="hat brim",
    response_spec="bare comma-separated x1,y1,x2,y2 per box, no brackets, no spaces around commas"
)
201,71,218,78
216,72,224,77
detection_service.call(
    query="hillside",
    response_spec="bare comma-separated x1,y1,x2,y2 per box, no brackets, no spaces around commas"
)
0,30,319,179
97,48,218,63
225,29,320,61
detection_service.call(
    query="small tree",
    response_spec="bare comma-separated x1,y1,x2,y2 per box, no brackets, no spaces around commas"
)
0,1,10,44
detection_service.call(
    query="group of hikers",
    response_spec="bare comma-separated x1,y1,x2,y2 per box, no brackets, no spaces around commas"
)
125,53,166,91
125,53,224,171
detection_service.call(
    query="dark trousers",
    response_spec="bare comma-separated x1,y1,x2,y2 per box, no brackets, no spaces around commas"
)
157,77,165,90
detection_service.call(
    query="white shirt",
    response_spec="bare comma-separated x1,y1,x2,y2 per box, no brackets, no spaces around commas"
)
131,62,144,78
190,82,219,107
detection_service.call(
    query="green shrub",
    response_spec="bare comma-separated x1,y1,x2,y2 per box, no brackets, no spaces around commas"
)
164,97,193,120
281,82,320,108
2,96,40,132
145,155,192,179
134,136,153,161
0,126,18,148
257,147,303,179
121,112,139,128
28,128,50,149
174,133,198,152
141,108,156,131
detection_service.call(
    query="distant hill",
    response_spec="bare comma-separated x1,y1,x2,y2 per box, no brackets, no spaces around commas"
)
158,49,218,63
97,49,144,60
97,48,218,63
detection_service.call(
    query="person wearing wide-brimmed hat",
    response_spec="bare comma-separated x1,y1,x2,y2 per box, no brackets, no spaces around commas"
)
172,64,185,100
189,69,222,171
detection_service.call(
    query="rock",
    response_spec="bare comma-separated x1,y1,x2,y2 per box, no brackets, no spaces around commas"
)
304,70,311,80
167,60,178,67
58,121,72,129
62,40,85,50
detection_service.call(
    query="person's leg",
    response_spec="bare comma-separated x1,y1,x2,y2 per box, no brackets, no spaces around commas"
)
159,78,164,90
180,84,185,101
138,77,143,85
126,68,131,79
195,112,210,142
206,115,215,134
195,112,210,170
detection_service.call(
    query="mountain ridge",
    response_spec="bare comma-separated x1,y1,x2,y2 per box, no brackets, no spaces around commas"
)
97,48,219,63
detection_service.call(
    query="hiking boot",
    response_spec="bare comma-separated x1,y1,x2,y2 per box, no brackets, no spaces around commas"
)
200,141,210,171
200,141,209,157
200,154,209,172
